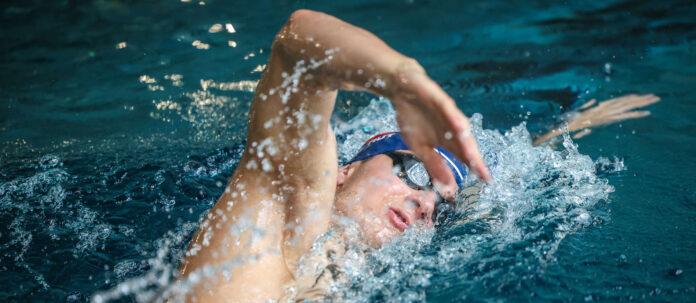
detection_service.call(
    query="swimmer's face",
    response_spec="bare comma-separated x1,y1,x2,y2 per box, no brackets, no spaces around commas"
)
334,151,437,247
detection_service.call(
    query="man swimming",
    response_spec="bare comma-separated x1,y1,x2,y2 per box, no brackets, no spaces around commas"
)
177,9,659,302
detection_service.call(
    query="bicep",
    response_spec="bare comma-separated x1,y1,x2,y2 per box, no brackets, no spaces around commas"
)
182,54,340,284
180,168,294,301
242,71,339,268
181,12,346,299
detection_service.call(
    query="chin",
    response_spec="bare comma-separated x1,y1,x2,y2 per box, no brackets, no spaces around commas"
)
363,224,400,248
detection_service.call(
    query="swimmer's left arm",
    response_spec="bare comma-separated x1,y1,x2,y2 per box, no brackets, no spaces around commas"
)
532,94,660,146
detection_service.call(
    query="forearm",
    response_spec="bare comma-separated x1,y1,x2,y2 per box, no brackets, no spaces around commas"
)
272,9,415,98
532,94,659,146
270,10,491,183
248,9,420,169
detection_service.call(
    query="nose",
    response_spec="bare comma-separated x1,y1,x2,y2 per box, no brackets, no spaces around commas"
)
421,193,436,225
411,191,435,226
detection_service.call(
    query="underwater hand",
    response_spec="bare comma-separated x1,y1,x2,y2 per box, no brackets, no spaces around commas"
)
533,94,660,145
389,61,491,195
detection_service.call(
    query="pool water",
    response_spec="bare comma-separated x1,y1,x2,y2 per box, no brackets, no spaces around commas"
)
1,0,695,302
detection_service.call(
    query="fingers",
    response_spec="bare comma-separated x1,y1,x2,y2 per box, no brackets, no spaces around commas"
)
614,94,660,113
608,110,651,123
396,70,492,183
438,109,491,183
424,84,492,183
412,145,457,197
595,94,639,112
572,128,592,139
578,94,659,127
578,99,597,110
541,94,658,145
599,94,660,113
458,130,492,183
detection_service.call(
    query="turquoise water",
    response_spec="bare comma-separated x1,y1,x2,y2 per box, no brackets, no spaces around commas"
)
1,0,695,301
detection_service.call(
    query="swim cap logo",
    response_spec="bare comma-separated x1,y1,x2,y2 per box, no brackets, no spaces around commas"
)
363,131,399,147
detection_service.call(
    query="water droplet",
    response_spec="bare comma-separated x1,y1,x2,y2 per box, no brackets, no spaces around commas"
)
226,23,236,33
604,62,612,75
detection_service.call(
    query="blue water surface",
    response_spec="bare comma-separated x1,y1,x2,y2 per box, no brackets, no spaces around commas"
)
1,0,695,302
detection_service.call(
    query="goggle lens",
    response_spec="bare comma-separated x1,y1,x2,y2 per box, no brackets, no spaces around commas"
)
385,152,447,203
404,158,430,187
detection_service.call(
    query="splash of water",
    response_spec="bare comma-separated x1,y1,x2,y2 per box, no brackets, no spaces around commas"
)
334,97,398,163
96,91,613,302
0,155,114,291
327,98,614,301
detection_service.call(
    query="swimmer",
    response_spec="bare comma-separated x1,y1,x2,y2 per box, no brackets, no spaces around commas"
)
177,10,659,302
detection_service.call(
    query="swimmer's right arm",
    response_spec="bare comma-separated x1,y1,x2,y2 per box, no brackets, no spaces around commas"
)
274,9,491,187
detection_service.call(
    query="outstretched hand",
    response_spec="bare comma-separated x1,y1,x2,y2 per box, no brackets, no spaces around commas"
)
388,62,491,197
533,94,661,145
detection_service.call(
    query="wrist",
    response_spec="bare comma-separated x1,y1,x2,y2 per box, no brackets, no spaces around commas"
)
375,58,424,99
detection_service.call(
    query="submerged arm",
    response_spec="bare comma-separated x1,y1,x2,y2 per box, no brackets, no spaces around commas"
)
453,94,660,216
532,94,660,146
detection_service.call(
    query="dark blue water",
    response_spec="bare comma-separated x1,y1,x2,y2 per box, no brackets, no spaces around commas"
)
1,0,695,302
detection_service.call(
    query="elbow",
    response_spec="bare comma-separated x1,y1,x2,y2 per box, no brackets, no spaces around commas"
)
287,9,323,27
276,9,322,41
272,9,323,49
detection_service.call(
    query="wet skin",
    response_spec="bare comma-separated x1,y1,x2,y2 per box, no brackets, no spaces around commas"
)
335,150,437,247
177,9,659,303
177,9,488,302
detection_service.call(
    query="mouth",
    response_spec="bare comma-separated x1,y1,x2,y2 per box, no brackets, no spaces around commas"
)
388,207,411,231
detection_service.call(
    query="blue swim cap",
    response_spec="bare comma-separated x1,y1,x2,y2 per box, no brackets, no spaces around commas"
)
346,132,469,188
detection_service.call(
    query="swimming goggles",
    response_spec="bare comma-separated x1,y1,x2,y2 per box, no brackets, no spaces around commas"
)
346,132,469,189
382,151,447,203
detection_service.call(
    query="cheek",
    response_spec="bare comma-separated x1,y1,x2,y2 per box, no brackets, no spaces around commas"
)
372,180,409,208
344,172,409,246
355,176,398,207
